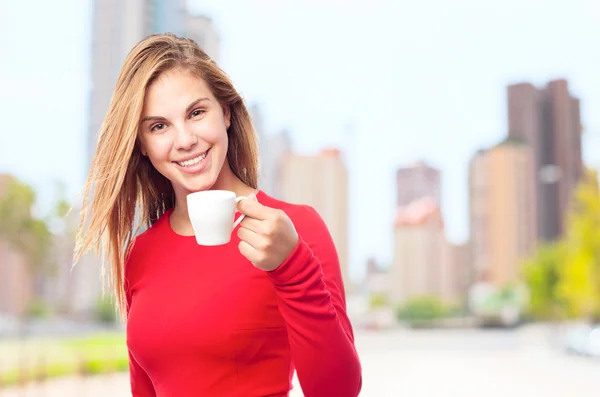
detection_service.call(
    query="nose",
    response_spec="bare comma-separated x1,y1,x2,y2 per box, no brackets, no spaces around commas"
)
173,125,198,151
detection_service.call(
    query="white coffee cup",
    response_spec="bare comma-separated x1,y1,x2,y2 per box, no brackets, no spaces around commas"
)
186,190,253,246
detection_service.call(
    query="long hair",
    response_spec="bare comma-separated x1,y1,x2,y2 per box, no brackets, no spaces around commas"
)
73,33,260,319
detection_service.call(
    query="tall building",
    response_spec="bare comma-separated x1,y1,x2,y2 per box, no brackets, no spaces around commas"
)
507,79,583,241
468,139,537,286
151,0,185,36
264,129,292,199
365,257,390,298
0,241,31,315
249,104,269,191
248,105,291,200
390,197,445,304
396,161,441,207
88,0,184,170
282,149,350,291
440,241,471,304
468,150,489,283
184,14,221,63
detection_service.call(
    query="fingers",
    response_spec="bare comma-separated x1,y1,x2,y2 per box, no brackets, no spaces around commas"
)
239,217,263,233
237,226,264,249
237,198,272,220
238,240,265,265
236,205,298,272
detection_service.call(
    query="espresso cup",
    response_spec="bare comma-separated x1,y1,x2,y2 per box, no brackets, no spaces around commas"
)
186,190,253,246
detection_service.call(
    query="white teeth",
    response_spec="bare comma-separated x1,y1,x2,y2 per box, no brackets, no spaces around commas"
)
177,150,208,167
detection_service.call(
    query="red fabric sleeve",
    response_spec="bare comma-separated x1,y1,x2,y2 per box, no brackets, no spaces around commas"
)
267,206,362,397
125,243,157,397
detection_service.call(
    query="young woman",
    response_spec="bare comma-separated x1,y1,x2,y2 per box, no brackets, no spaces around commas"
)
75,33,362,397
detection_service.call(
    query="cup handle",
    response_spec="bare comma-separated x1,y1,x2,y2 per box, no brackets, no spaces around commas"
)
232,196,249,228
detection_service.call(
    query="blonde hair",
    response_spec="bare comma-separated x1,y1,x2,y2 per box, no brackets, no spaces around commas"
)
74,33,259,318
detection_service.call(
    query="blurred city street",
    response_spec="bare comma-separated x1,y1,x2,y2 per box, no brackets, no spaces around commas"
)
1,1,600,397
2,325,599,397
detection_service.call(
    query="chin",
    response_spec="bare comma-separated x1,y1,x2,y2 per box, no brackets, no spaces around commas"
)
180,175,218,194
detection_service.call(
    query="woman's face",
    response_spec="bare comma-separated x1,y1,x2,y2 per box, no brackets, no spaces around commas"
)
138,68,231,198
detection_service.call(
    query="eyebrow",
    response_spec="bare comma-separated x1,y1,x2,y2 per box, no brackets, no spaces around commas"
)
140,97,210,124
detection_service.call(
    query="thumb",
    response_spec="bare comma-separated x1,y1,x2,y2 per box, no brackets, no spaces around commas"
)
237,196,269,220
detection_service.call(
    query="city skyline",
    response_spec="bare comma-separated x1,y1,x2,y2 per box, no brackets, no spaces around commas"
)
1,0,599,282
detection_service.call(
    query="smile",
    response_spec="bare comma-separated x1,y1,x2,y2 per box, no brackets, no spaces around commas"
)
176,148,211,167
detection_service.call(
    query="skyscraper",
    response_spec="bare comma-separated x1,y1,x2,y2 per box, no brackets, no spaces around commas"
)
0,241,30,315
281,149,350,291
263,129,292,199
468,139,537,286
390,197,445,304
248,104,289,198
249,104,269,190
184,14,221,63
507,79,583,241
396,161,441,207
151,0,185,36
468,149,489,283
440,241,471,303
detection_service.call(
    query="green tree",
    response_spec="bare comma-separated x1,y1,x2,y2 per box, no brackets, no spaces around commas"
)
396,296,447,323
368,293,388,309
0,176,53,315
0,176,51,273
556,170,600,320
523,169,600,321
96,295,118,324
522,242,565,320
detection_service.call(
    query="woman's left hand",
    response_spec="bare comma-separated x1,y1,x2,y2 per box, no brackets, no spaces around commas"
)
236,199,299,271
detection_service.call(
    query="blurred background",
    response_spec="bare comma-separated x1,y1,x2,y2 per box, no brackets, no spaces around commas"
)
1,0,600,396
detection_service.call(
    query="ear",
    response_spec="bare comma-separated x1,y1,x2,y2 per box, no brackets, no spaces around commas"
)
138,141,148,157
223,105,231,129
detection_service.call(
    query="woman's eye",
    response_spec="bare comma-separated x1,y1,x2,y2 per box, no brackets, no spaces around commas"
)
190,109,205,118
151,123,166,132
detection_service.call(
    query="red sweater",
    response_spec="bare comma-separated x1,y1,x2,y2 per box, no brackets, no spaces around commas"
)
125,190,362,396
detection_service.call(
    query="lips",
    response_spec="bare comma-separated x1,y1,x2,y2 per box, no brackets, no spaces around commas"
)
175,148,211,167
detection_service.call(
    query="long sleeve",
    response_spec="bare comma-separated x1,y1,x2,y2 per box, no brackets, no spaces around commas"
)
267,206,362,397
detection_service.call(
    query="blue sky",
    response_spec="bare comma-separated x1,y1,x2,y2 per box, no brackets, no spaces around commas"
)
1,0,599,281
